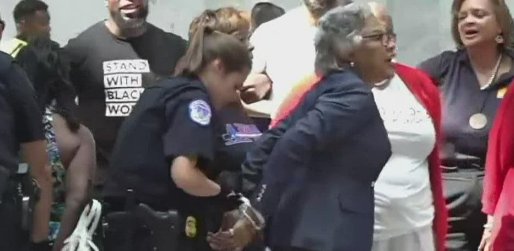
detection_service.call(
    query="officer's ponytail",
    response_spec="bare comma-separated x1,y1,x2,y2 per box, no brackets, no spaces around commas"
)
179,25,251,77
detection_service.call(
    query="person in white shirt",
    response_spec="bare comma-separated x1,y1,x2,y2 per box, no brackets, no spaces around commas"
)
369,2,447,251
240,0,353,126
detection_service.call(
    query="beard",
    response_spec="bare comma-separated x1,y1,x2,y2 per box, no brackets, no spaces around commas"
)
110,4,149,30
303,0,338,18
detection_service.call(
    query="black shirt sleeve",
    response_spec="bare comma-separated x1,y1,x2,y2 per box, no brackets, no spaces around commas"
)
6,62,44,143
162,90,215,170
61,37,87,91
15,47,38,85
417,51,456,85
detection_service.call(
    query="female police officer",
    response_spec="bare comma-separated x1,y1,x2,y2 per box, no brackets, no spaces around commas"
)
101,24,252,251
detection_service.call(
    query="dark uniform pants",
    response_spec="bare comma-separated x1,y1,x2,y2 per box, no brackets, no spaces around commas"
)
0,198,29,251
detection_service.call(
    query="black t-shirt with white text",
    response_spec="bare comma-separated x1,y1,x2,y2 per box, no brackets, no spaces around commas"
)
62,22,187,185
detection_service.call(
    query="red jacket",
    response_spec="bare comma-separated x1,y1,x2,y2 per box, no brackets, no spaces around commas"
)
271,63,448,251
482,79,514,250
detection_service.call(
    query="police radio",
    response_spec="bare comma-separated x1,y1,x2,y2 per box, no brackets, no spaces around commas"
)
0,165,10,204
16,163,41,232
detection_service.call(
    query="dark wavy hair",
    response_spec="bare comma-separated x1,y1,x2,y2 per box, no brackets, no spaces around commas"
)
451,0,512,49
17,36,80,132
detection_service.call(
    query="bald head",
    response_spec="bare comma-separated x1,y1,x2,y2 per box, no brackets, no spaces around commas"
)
368,2,393,33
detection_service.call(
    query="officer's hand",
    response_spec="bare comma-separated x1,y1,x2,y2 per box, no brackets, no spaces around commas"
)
207,230,238,251
207,211,258,251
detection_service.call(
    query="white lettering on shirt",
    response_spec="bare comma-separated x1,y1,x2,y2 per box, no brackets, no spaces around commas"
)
103,60,150,117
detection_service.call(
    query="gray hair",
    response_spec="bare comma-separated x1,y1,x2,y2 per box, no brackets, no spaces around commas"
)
314,3,372,75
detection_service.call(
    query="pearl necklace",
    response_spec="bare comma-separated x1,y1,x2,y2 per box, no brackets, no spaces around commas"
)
480,53,503,90
373,78,391,88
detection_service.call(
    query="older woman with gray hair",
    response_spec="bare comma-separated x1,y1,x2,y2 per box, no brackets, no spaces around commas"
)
207,3,395,251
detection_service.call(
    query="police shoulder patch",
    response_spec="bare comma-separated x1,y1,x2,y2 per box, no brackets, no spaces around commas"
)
188,100,211,126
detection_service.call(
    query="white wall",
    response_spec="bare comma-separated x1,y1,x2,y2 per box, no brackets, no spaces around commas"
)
1,0,513,65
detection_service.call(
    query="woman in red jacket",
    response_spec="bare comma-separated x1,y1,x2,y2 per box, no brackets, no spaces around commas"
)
480,82,514,251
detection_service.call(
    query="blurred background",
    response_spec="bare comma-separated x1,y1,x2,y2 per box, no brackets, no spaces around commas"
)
1,0,513,65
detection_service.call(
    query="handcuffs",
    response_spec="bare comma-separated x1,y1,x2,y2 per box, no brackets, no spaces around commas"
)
237,196,265,231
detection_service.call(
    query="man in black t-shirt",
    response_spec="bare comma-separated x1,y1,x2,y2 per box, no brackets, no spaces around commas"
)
0,0,52,57
61,0,187,191
0,51,52,250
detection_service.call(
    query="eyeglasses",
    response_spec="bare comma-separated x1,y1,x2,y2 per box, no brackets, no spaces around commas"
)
362,32,397,46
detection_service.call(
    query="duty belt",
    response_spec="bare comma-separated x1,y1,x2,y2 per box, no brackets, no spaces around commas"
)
103,190,181,251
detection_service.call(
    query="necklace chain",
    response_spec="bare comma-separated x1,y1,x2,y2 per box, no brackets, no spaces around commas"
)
481,53,503,90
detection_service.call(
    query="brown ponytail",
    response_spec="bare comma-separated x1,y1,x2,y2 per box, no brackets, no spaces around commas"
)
181,25,210,76
178,25,251,77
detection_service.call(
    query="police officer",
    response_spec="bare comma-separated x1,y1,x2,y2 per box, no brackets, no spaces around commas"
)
0,51,52,250
102,26,252,251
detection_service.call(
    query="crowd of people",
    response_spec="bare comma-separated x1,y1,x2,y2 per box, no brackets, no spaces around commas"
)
0,0,513,251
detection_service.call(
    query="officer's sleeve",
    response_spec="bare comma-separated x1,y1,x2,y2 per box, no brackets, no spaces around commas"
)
255,80,377,216
6,63,45,143
15,47,38,84
162,91,215,170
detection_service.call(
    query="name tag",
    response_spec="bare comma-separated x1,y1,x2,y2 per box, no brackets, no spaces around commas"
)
497,87,508,99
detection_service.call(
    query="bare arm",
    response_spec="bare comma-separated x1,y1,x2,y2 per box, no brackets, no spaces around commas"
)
21,140,52,242
240,73,274,118
171,156,220,197
52,127,95,251
240,73,272,104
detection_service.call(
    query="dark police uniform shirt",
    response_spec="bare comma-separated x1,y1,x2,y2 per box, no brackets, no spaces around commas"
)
62,22,187,186
104,77,215,206
0,52,44,175
104,77,218,250
419,49,514,162
203,105,262,245
208,105,262,188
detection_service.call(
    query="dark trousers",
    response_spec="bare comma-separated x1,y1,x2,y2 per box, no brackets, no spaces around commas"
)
0,199,29,251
